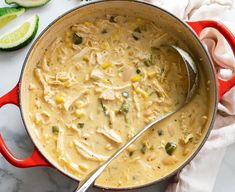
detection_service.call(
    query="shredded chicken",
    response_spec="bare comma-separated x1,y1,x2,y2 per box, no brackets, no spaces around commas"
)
122,67,135,82
94,82,131,90
45,72,77,87
153,79,169,98
63,89,90,111
137,160,152,170
47,37,63,58
66,124,82,134
97,126,123,144
41,56,49,72
99,89,115,101
180,133,194,145
71,47,90,61
34,111,51,125
63,153,86,175
133,93,140,112
34,68,55,105
57,129,65,157
74,140,109,161
90,68,104,80
96,52,107,64
162,155,178,165
105,143,115,151
109,110,115,124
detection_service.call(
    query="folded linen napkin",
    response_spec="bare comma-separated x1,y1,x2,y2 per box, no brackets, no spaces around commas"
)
144,0,235,191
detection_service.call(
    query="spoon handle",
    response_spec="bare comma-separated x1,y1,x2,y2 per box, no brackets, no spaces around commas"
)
74,110,177,192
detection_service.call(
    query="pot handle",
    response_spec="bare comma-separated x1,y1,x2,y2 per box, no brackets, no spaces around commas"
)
187,20,235,101
187,20,235,100
0,83,51,168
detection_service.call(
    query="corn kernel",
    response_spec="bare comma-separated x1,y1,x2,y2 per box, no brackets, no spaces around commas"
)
136,18,142,23
75,100,83,108
128,21,138,30
75,109,85,118
79,164,89,172
100,42,110,50
64,37,70,44
59,157,68,164
68,141,74,148
65,31,70,36
83,57,89,63
102,79,110,84
64,81,71,88
29,83,36,90
131,75,141,82
147,71,157,79
94,88,102,94
128,51,134,56
112,33,120,40
101,62,112,69
55,95,65,104
136,87,149,99
100,43,105,50
84,21,92,26
35,117,42,125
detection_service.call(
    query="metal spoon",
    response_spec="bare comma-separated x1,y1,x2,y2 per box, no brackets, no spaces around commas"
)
74,45,198,192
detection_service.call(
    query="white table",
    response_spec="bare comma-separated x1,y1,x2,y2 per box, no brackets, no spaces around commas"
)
0,1,235,191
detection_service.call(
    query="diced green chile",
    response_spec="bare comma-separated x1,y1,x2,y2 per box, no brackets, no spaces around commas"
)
155,90,162,98
144,47,161,66
165,142,177,155
151,46,160,53
52,126,59,134
141,143,147,154
151,47,161,60
73,34,83,45
158,129,164,136
101,29,107,34
132,27,142,40
78,123,84,128
129,151,134,157
132,32,141,40
150,145,155,151
100,100,108,116
134,27,141,33
119,101,129,113
132,34,139,40
136,68,141,74
109,16,116,23
144,59,151,67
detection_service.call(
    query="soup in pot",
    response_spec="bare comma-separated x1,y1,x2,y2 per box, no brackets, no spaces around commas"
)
27,15,209,188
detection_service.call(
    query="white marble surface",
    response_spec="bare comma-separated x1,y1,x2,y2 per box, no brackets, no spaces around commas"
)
0,0,235,192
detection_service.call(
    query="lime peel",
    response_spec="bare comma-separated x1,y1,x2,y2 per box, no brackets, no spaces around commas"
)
5,0,50,8
0,7,25,29
0,15,39,51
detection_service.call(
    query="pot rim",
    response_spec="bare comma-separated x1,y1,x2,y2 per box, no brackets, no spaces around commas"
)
18,0,218,191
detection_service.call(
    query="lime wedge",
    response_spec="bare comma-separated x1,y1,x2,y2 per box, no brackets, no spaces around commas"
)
5,0,50,8
0,15,39,51
0,7,25,29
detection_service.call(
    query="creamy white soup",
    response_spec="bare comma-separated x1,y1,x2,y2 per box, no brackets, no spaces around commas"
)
28,15,209,188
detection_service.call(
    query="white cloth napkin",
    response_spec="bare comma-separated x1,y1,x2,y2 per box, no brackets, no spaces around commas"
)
144,0,235,192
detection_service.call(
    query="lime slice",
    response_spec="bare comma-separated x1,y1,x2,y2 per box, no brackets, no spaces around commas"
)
5,0,50,8
0,15,39,51
0,7,25,29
